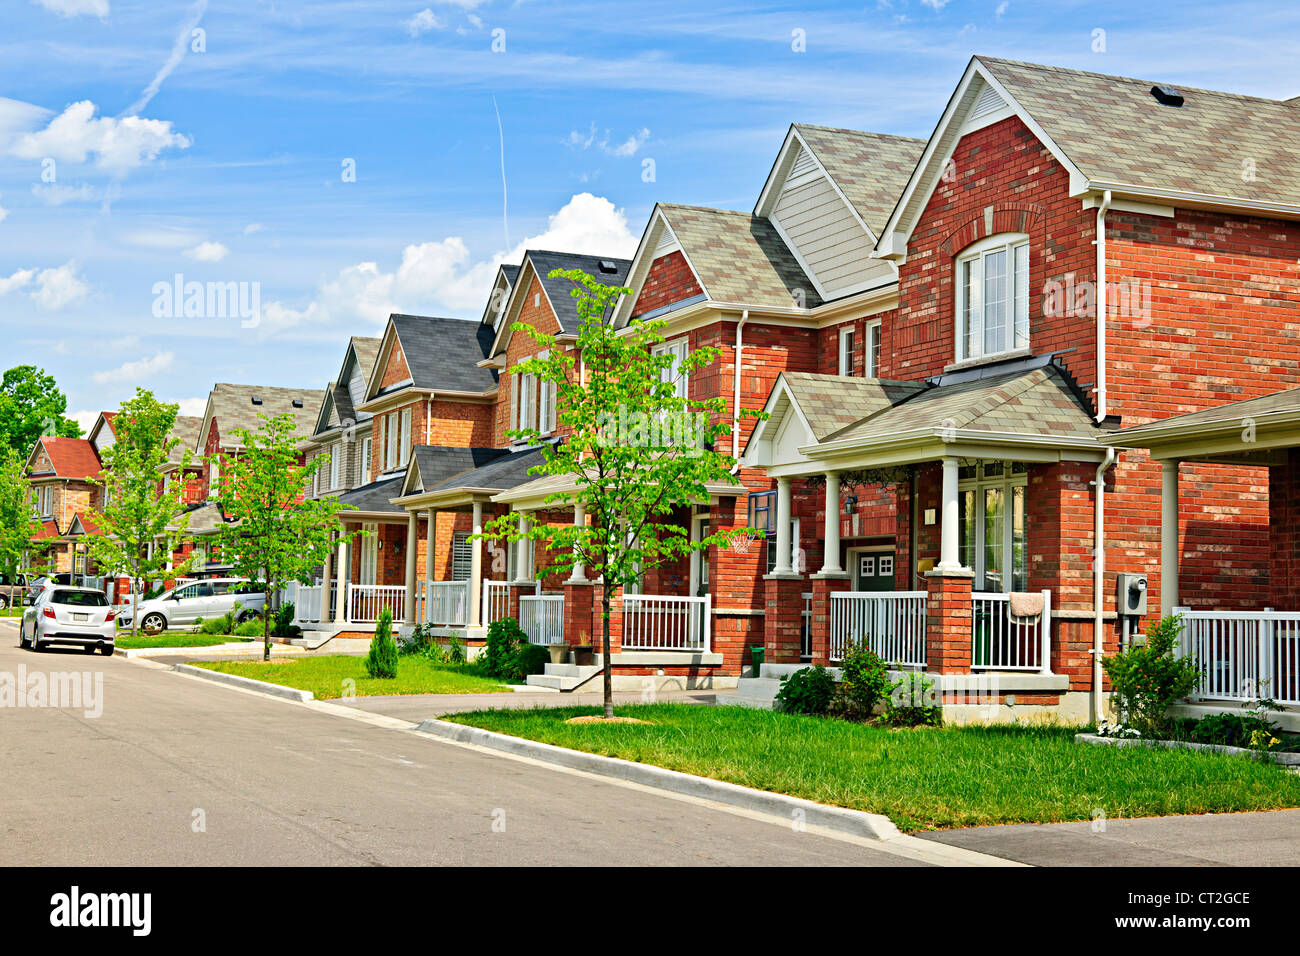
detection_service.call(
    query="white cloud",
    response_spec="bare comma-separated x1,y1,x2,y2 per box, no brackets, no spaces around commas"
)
174,397,206,417
0,268,36,296
0,198,7,223
243,222,264,235
261,193,638,334
404,8,443,36
31,261,89,310
920,0,950,9
92,351,174,385
609,127,650,157
33,0,109,18
31,182,98,205
9,100,191,174
995,1,1009,16
567,123,651,157
124,0,209,116
183,241,229,262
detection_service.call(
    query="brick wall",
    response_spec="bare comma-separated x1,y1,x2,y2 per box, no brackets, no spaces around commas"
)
631,251,703,318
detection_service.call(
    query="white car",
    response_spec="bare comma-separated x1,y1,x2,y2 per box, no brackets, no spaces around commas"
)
19,586,116,655
116,578,266,635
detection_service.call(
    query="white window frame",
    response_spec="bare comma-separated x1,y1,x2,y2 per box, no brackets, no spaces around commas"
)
519,372,536,432
837,326,856,376
865,320,882,378
385,412,398,471
955,233,1030,363
208,458,220,500
958,461,1029,593
653,338,689,400
399,407,412,466
329,442,340,490
360,436,372,483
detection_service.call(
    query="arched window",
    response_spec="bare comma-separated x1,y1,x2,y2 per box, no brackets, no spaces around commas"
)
955,233,1029,362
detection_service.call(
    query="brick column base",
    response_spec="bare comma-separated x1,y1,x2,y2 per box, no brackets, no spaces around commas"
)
591,582,623,657
925,569,974,673
763,574,805,664
506,582,533,623
563,579,595,647
811,573,851,665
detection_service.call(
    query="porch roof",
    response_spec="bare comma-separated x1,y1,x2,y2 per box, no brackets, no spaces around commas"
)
1100,385,1300,462
337,475,407,519
492,470,744,510
393,443,551,509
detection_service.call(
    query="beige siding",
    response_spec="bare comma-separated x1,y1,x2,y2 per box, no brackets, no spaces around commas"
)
772,169,879,295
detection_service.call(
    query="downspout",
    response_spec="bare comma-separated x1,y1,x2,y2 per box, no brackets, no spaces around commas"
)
1094,189,1112,424
1090,189,1115,723
730,310,750,474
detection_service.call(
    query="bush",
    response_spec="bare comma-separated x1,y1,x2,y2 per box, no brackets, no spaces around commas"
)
1101,614,1200,737
271,602,300,639
1188,708,1283,751
440,632,467,665
233,618,265,637
197,612,235,635
775,666,836,715
481,617,527,678
365,607,399,679
836,642,895,719
881,671,942,727
510,643,551,680
399,622,436,657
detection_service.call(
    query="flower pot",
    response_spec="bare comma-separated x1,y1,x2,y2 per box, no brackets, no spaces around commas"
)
572,644,595,666
548,643,571,665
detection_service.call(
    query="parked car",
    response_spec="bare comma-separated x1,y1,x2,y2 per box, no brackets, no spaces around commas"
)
116,578,267,635
23,573,73,606
19,586,116,655
0,572,34,611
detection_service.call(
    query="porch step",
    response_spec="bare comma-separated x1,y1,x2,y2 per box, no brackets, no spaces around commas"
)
525,662,603,692
718,676,783,710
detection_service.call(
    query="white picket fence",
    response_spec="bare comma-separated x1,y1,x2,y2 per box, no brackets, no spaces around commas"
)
971,590,1052,673
520,593,565,645
482,580,517,626
622,594,711,652
828,591,928,666
1176,608,1300,705
347,584,405,624
416,579,471,626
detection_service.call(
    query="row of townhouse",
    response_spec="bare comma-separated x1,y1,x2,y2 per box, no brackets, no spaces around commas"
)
286,55,1300,725
35,55,1300,725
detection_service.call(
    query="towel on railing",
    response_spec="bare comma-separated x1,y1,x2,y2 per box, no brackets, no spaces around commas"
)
1009,591,1044,620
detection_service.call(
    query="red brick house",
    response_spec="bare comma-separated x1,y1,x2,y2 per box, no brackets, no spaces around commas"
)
24,433,107,581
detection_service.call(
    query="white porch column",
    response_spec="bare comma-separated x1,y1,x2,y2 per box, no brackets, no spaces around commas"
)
515,512,532,583
404,510,419,624
569,502,587,582
333,532,350,624
424,507,435,584
936,456,962,572
319,531,333,623
469,500,484,627
774,477,793,575
1161,459,1180,617
820,472,842,574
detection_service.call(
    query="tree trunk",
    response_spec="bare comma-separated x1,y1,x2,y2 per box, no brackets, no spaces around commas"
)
263,569,271,661
601,589,613,719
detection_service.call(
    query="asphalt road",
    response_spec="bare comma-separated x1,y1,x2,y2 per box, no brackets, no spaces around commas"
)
0,620,924,867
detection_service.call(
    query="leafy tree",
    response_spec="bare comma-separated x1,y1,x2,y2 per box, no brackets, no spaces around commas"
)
481,269,756,719
0,365,82,459
83,390,198,637
208,412,358,661
0,448,48,578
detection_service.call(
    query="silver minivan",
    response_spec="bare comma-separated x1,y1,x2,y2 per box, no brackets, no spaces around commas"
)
117,578,266,635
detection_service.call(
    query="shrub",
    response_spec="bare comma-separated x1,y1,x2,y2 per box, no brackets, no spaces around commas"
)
775,666,836,716
197,612,235,635
440,632,466,665
365,607,399,679
509,643,551,680
836,642,895,719
233,618,265,637
882,671,942,727
400,622,436,657
481,617,526,678
271,602,300,639
1101,614,1200,737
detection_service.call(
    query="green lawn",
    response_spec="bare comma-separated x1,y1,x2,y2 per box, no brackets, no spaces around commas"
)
115,632,256,649
446,704,1300,832
194,654,515,698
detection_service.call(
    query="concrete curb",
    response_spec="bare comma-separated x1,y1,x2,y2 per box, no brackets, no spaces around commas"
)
415,717,901,842
1076,732,1300,765
116,641,293,659
172,663,314,703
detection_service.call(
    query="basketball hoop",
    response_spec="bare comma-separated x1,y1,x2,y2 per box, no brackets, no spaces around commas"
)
730,530,765,555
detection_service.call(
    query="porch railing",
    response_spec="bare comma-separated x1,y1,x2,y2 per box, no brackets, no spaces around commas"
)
416,579,470,627
520,593,565,645
971,590,1052,673
347,583,405,625
289,582,326,624
1175,607,1300,706
829,591,927,666
622,593,711,652
801,591,812,662
482,579,519,626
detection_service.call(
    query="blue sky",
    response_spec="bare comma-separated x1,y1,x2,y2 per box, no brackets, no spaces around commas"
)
2,0,1297,428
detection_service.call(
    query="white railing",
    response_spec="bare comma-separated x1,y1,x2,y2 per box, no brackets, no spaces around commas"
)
1176,608,1300,706
829,591,928,666
347,583,405,624
416,579,470,626
482,579,519,626
971,590,1052,673
622,594,711,652
801,591,812,661
520,593,565,645
290,582,325,624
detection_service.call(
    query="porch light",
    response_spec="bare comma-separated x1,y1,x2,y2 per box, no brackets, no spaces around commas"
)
842,494,857,514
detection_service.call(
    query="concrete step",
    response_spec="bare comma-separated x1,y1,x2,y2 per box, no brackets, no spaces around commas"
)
525,662,602,692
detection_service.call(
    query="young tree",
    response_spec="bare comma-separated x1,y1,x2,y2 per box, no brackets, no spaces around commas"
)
482,269,758,719
208,412,357,661
0,365,82,459
0,448,48,580
83,390,198,638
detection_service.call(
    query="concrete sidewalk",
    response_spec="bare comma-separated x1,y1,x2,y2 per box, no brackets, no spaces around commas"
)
919,809,1300,866
333,688,720,722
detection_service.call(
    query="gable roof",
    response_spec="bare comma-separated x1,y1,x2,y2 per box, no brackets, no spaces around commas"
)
86,411,117,449
336,475,407,516
313,335,383,438
166,416,202,467
398,443,550,501
488,251,633,357
782,373,930,442
28,436,101,480
405,445,512,495
368,314,498,401
67,512,102,536
197,383,323,452
479,262,521,327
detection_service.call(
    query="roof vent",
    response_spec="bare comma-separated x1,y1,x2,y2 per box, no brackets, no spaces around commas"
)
292,399,304,408
250,396,263,405
1150,85,1184,107
597,259,618,274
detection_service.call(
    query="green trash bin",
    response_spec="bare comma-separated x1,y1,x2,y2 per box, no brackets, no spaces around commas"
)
750,645,765,676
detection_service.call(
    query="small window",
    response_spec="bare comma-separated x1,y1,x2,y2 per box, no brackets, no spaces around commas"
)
956,234,1030,362
838,326,856,375
653,339,689,400
399,407,412,465
385,413,398,469
451,532,473,582
866,321,882,378
51,589,107,607
360,437,372,483
878,555,894,578
329,444,340,490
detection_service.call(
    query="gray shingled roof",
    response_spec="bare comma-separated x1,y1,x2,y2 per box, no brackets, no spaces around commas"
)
827,364,1099,445
526,251,632,334
793,125,926,236
782,373,929,442
421,444,550,495
337,476,406,515
411,445,511,491
659,204,821,308
1110,385,1300,439
387,314,498,394
166,416,201,466
205,383,323,447
978,56,1300,209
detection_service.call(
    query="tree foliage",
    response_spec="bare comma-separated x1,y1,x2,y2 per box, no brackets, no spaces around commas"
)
0,365,82,459
0,448,47,577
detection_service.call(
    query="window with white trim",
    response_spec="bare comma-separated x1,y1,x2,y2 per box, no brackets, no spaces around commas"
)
837,326,856,375
865,320,882,378
653,338,689,399
958,461,1029,592
208,458,220,500
451,531,473,582
360,436,372,483
399,407,412,466
329,442,340,490
519,372,536,431
956,234,1030,362
385,412,398,470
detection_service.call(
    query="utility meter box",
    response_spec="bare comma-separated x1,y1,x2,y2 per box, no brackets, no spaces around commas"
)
1116,573,1148,617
